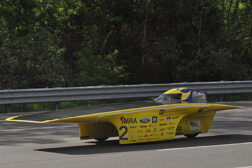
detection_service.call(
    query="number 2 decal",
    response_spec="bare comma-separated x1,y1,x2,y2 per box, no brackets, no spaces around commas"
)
119,126,128,140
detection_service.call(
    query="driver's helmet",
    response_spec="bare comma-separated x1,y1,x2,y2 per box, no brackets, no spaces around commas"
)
154,88,207,104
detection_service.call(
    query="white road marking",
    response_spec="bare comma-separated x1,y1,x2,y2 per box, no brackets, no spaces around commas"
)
158,142,252,152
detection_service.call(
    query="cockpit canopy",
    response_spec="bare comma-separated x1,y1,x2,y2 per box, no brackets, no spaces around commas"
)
154,88,207,104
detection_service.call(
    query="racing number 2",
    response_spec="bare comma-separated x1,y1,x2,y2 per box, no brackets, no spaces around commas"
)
119,126,128,140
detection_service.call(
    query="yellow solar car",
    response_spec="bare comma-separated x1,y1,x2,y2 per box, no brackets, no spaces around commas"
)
6,88,242,144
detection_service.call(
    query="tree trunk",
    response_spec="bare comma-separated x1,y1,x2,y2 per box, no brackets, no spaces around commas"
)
232,0,240,23
198,5,203,54
141,3,148,65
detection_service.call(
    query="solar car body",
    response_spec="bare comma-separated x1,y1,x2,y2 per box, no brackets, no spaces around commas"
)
6,88,242,144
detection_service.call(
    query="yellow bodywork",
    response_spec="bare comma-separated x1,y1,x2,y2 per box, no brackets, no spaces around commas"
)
6,102,241,144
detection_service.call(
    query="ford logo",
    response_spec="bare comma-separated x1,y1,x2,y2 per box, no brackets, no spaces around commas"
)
140,118,150,123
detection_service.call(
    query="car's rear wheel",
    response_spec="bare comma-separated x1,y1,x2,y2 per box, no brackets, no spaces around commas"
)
95,137,108,142
184,133,199,138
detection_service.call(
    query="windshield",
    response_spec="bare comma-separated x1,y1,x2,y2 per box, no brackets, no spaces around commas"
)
154,90,207,104
191,91,207,103
154,94,182,104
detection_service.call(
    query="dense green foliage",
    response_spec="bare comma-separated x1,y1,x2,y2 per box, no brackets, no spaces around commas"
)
0,0,251,89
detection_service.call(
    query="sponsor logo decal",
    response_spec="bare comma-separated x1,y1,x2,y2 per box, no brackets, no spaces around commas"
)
139,125,147,128
160,123,167,126
159,118,165,121
168,122,175,125
121,117,137,124
172,116,179,119
140,118,150,123
198,107,208,113
190,120,201,131
146,129,151,133
138,139,145,141
130,126,137,129
152,116,157,123
167,117,171,121
159,109,165,115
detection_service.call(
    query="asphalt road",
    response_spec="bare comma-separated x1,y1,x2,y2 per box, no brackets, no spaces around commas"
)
0,102,252,168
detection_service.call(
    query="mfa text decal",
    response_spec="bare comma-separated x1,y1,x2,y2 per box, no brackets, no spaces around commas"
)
120,117,137,124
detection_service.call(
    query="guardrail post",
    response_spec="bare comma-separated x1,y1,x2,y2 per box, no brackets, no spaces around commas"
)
5,104,10,113
55,102,59,111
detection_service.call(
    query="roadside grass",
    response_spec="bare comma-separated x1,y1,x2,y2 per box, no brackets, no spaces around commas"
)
0,97,150,113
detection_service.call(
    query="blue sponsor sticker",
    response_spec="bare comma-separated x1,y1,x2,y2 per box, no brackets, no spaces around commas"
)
140,118,150,123
152,116,157,123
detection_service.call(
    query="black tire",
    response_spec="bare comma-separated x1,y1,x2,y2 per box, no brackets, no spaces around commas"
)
184,133,199,138
95,137,108,142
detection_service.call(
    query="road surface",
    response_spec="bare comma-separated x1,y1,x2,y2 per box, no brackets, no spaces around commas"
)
0,102,251,168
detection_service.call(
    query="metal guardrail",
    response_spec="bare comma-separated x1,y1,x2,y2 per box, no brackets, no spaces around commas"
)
1,80,252,113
